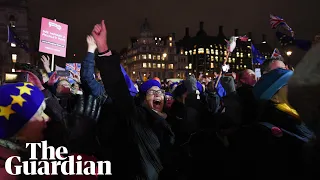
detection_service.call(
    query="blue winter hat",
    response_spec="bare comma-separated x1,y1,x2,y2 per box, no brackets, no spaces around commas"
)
196,81,203,93
253,68,293,100
140,79,161,93
165,92,173,97
0,82,45,138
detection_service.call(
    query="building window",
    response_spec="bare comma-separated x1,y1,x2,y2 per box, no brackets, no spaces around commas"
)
232,58,235,63
189,50,192,55
12,54,17,63
211,63,214,68
155,37,157,40
185,51,188,55
228,58,231,63
236,52,239,57
148,54,152,59
211,56,214,61
248,53,251,57
133,56,137,61
240,53,243,58
157,64,161,68
153,55,156,60
224,51,227,55
193,49,196,55
180,50,184,55
215,50,219,54
215,56,218,62
220,51,223,55
236,65,239,69
206,48,210,54
162,64,165,69
240,59,243,64
168,64,174,69
11,43,16,47
169,43,172,47
210,45,213,48
189,63,192,69
153,63,157,68
265,56,268,59
143,63,147,68
211,49,214,54
169,37,172,41
198,48,204,54
157,55,161,60
148,63,151,68
142,54,147,59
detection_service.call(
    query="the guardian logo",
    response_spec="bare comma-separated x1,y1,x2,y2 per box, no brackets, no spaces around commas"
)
5,141,111,176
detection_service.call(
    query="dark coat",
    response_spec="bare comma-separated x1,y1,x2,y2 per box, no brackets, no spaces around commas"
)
95,53,175,180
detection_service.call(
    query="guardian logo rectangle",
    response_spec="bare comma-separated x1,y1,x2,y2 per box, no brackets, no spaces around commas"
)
5,141,111,176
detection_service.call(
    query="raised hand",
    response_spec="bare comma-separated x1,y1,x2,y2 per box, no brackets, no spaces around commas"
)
87,35,97,53
91,20,108,53
41,55,51,73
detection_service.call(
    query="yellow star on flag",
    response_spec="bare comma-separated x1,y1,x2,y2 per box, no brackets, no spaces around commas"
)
17,85,33,95
10,95,26,107
0,105,15,120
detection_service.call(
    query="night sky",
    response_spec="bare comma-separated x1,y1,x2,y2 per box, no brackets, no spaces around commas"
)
28,0,319,66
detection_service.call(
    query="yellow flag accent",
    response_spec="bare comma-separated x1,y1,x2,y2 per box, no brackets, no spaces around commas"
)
0,105,15,120
10,95,26,107
17,85,33,95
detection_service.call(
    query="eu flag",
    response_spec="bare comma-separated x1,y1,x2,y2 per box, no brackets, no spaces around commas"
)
251,44,265,64
7,26,29,52
276,31,312,51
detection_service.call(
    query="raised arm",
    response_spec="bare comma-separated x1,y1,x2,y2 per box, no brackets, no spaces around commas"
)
92,20,135,113
80,35,105,97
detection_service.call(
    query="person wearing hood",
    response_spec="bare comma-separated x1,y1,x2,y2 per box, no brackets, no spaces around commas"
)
91,20,175,180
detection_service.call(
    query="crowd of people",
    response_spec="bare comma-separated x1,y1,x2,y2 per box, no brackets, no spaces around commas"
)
0,20,319,180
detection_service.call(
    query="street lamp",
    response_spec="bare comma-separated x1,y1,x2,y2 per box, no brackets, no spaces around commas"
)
286,50,292,56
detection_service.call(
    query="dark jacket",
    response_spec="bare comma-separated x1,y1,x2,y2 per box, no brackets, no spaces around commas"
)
237,84,257,125
96,53,175,180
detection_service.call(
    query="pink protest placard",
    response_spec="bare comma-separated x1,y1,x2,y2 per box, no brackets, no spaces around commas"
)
39,17,68,57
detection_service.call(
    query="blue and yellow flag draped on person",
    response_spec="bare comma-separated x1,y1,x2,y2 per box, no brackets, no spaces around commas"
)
0,83,44,138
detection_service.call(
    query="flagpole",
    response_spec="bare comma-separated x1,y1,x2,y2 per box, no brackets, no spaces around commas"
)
50,19,56,72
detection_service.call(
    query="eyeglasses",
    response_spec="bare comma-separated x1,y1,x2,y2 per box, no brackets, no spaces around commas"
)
147,89,165,96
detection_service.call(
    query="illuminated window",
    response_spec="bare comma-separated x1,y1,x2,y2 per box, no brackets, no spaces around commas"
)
143,63,147,68
265,56,268,59
189,63,192,69
168,64,174,69
153,63,157,68
185,51,188,55
228,58,231,63
157,55,161,60
153,55,156,60
211,56,214,61
215,56,218,61
206,48,210,54
12,54,17,63
220,57,223,62
224,51,227,55
155,37,157,40
180,50,184,55
240,59,243,64
248,53,251,57
169,37,172,41
162,64,165,69
189,50,192,55
148,54,152,59
211,63,214,68
236,65,239,69
193,49,196,55
148,63,151,68
211,49,214,54
220,51,223,55
240,53,243,57
210,45,213,48
133,56,137,61
232,58,235,63
236,52,240,57
157,64,161,68
142,54,147,59
11,43,16,47
198,48,204,54
169,43,172,47
244,65,247,68
159,38,161,40
215,50,219,54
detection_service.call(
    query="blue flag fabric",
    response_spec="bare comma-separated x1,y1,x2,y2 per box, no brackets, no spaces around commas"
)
276,31,312,51
120,65,138,96
251,44,266,64
7,26,29,52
